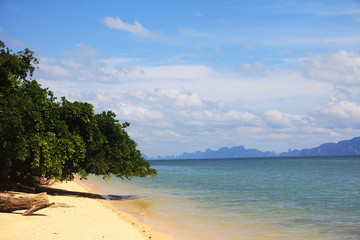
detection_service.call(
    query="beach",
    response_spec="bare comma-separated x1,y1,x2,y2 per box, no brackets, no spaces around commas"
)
1,157,359,240
0,181,174,240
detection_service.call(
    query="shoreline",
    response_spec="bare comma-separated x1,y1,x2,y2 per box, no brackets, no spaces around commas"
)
74,179,175,240
0,180,174,240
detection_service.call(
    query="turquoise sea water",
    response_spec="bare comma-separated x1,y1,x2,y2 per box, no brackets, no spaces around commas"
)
84,156,360,240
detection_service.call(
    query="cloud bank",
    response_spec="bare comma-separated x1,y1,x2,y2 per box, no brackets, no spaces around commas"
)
35,46,360,157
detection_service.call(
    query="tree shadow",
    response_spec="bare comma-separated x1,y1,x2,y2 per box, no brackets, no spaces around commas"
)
0,181,138,201
35,185,138,201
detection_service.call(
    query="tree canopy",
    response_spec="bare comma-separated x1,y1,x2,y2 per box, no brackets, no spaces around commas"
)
0,41,157,183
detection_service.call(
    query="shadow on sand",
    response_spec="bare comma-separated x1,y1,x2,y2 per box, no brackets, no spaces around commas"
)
35,185,138,201
0,181,137,201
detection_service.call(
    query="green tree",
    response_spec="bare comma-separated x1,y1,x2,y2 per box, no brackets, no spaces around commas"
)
0,41,156,184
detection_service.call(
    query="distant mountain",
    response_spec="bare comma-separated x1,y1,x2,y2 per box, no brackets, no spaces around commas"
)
280,136,360,157
150,145,276,160
147,136,360,160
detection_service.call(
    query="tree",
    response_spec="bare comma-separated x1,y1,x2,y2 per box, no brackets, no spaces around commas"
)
0,41,156,186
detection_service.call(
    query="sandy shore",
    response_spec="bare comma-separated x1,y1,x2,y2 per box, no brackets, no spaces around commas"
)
0,181,174,240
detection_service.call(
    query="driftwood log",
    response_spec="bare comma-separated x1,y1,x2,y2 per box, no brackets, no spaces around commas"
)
0,192,54,216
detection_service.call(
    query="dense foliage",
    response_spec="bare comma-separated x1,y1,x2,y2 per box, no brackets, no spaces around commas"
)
0,41,157,182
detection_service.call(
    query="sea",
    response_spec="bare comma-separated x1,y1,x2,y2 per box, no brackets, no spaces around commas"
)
82,156,360,240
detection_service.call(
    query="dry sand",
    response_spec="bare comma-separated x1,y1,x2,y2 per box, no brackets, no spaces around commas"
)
0,181,174,240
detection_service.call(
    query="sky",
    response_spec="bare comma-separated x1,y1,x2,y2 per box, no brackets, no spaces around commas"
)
1,0,360,158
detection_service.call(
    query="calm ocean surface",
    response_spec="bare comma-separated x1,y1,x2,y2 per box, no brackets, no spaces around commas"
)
84,156,360,240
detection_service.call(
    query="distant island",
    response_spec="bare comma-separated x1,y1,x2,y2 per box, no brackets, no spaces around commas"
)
280,136,360,157
146,136,360,160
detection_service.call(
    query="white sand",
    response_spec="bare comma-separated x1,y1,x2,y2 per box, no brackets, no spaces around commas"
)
0,181,174,240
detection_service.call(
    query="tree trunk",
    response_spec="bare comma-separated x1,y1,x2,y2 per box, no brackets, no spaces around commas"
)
0,192,54,215
22,202,55,216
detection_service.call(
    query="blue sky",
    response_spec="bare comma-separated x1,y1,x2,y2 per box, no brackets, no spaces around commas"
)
1,0,360,157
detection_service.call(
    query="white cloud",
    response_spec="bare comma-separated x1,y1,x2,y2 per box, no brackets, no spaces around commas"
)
130,65,214,80
178,27,195,35
159,89,203,109
310,96,360,128
103,16,160,38
301,50,360,86
319,36,360,45
38,57,72,79
62,43,98,58
0,26,26,48
178,26,205,37
212,110,263,127
153,129,185,138
192,11,203,18
36,53,333,104
263,109,314,130
113,102,165,122
36,56,136,84
263,110,293,128
317,7,360,16
126,88,202,109
235,62,266,75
